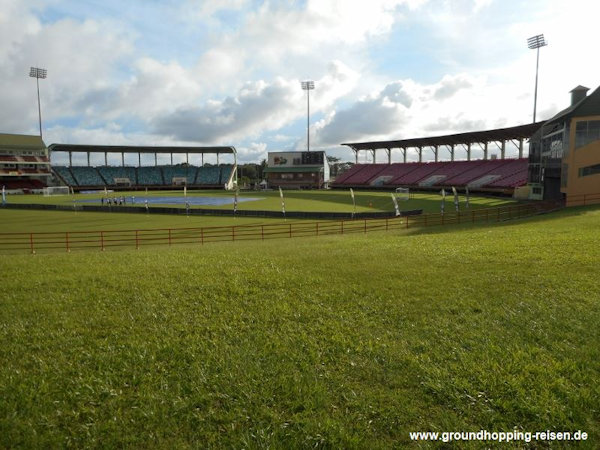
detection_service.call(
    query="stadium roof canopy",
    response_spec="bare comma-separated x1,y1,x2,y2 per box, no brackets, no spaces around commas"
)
341,122,544,151
48,144,236,155
47,143,237,167
0,133,45,151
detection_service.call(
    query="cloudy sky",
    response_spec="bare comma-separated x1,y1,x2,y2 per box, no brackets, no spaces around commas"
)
1,0,599,165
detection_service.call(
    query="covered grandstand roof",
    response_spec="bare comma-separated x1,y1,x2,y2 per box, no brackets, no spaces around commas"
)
0,133,46,151
342,122,544,150
48,144,236,155
543,85,600,126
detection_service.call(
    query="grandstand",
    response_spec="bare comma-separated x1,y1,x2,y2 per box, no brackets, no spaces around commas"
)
49,144,237,191
336,122,542,195
332,159,529,193
0,133,52,192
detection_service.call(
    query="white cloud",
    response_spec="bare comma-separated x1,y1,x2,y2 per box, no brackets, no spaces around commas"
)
2,0,599,165
151,61,359,144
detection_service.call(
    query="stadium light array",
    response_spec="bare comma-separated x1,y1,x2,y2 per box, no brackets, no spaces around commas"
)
527,34,547,123
29,66,48,138
301,80,315,152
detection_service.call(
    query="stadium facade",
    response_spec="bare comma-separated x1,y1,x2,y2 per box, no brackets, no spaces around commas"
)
0,133,51,192
264,151,330,189
528,85,600,205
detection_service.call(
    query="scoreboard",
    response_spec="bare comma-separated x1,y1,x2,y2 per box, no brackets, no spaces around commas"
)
269,151,325,167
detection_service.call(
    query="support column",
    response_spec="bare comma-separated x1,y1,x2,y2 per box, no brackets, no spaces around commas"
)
69,152,72,167
371,149,376,164
387,148,391,165
122,152,125,167
418,147,423,163
518,138,524,158
216,153,219,165
138,153,141,167
355,150,358,164
402,148,407,163
434,145,439,162
501,140,506,159
154,153,157,166
484,142,488,160
450,145,455,162
87,151,90,167
467,143,471,161
170,153,173,165
104,152,107,166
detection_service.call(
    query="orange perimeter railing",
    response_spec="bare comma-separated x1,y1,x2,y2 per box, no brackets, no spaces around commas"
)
0,203,557,254
566,192,600,207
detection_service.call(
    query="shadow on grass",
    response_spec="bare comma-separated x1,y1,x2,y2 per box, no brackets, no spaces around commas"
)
402,204,600,237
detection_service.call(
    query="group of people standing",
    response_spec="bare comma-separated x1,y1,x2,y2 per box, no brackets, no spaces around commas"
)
101,196,133,206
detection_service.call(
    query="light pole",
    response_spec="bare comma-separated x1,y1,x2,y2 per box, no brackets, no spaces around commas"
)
300,80,315,152
527,34,547,123
29,67,47,138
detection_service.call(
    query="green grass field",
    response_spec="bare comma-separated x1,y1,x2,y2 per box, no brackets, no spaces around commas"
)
5,189,515,214
1,204,599,448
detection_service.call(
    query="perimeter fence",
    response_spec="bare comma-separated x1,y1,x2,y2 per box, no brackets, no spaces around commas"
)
0,202,559,254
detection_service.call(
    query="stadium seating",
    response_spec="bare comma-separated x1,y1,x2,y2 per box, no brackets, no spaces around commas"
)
19,156,39,162
390,162,444,185
344,164,387,185
220,165,234,184
53,166,78,186
482,159,529,188
373,163,421,186
48,164,238,189
2,179,45,189
137,166,164,185
420,160,485,186
97,166,137,185
196,166,221,185
161,166,196,185
70,166,106,186
484,169,528,188
443,159,508,186
332,158,529,191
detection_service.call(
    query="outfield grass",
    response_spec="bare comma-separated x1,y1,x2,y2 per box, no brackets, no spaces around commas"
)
5,189,515,214
1,206,599,448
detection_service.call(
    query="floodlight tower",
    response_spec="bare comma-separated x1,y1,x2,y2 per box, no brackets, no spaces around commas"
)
527,34,547,123
300,80,315,152
29,66,48,138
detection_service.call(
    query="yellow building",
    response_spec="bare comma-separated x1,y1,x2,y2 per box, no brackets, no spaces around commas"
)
528,85,600,205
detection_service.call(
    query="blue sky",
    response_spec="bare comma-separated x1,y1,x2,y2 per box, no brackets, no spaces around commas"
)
1,0,599,165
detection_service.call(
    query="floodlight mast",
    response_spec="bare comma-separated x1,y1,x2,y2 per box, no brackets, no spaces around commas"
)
301,80,315,151
29,67,47,138
527,34,547,123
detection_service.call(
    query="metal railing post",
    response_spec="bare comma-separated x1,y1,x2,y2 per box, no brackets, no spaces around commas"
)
29,233,35,254
66,232,70,253
100,231,105,251
135,230,139,249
